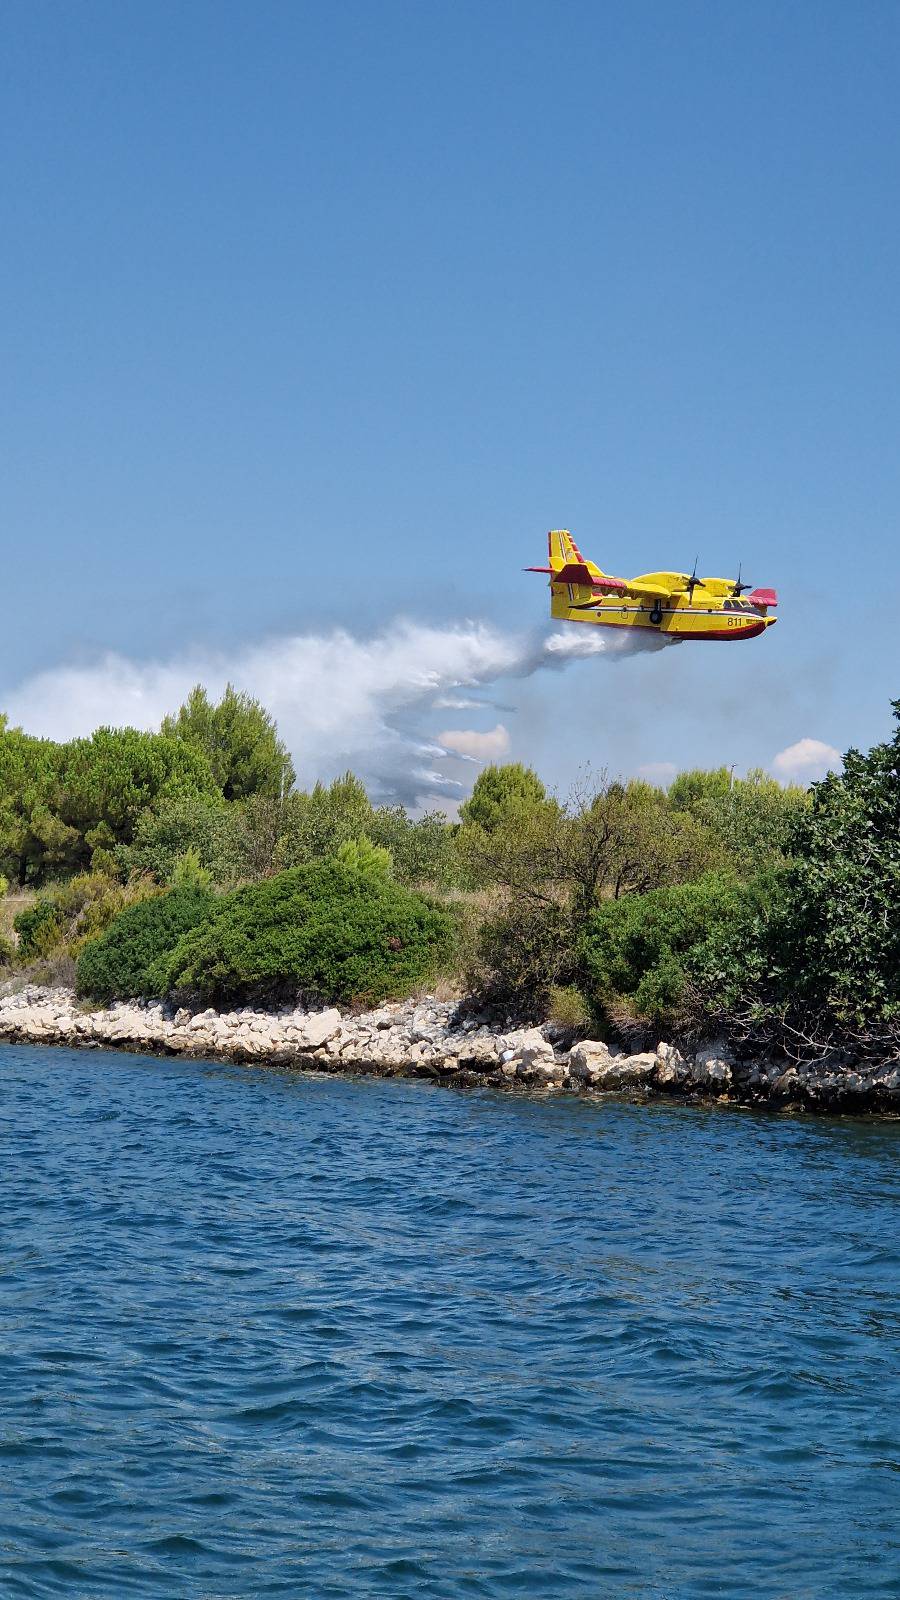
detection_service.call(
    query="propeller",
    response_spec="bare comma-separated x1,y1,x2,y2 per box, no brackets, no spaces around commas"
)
685,557,706,601
731,563,752,596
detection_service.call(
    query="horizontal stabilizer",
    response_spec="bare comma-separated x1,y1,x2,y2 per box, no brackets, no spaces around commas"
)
555,563,628,592
748,588,778,607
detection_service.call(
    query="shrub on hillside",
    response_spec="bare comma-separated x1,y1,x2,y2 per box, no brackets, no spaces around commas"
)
578,872,767,1026
76,887,215,1002
119,793,248,888
14,896,64,960
268,777,457,888
366,807,457,888
467,897,575,1014
157,857,454,1007
546,983,592,1032
14,871,159,961
669,766,809,867
690,704,900,1058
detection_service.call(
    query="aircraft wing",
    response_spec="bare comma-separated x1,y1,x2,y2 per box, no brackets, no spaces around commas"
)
543,573,681,601
622,580,675,600
622,572,691,600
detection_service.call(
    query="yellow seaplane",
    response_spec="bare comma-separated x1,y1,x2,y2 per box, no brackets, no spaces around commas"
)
527,530,778,641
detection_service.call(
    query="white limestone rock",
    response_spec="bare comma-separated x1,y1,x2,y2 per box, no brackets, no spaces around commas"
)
516,1029,556,1069
654,1043,686,1086
695,1041,736,1069
567,1040,612,1083
593,1052,657,1089
294,1009,342,1050
524,1058,568,1086
693,1057,733,1088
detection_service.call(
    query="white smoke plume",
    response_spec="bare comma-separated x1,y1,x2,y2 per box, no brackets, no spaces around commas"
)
1,619,670,808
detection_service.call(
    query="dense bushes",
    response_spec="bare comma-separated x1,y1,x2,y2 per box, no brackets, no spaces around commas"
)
689,705,900,1056
0,721,216,885
118,793,249,888
469,896,574,1014
579,872,770,1025
669,767,808,865
14,872,159,960
76,887,215,1001
273,774,457,887
457,769,729,907
459,768,734,1013
156,855,455,1006
117,773,459,894
775,710,900,1027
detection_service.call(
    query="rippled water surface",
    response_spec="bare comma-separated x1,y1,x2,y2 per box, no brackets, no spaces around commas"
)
1,1045,898,1598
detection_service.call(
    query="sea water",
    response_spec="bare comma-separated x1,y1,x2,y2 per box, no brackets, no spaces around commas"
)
1,1044,897,1598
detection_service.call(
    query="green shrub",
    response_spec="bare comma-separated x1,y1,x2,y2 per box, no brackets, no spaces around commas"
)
14,896,64,959
689,705,900,1050
171,848,213,891
774,711,900,1027
76,887,215,1002
546,983,592,1031
118,792,248,888
468,897,575,1013
333,835,393,876
158,859,454,1007
578,872,762,1025
14,871,160,962
273,774,375,868
366,807,457,887
669,766,809,868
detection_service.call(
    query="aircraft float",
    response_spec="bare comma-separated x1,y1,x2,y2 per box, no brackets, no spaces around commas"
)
528,530,777,641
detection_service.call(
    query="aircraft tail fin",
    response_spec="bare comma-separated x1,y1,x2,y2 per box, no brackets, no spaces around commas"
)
549,528,587,572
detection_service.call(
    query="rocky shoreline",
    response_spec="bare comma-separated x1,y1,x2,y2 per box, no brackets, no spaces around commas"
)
0,986,897,1113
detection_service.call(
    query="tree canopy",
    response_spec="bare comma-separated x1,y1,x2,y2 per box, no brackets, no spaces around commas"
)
161,684,295,801
775,703,900,1026
459,763,548,832
0,722,216,884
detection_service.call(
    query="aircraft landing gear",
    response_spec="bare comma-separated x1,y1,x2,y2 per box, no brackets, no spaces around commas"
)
649,604,663,625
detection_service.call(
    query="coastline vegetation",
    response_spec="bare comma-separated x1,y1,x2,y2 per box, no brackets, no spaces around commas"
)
0,685,897,1068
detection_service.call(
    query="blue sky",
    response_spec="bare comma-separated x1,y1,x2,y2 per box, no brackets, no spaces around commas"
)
2,1,898,802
